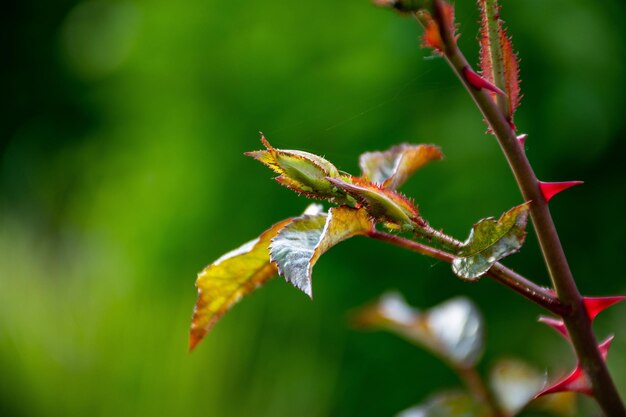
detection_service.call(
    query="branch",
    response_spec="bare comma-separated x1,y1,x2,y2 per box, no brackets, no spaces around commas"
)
368,230,563,314
426,1,626,414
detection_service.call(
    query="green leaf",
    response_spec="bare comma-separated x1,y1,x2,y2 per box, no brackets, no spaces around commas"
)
359,143,443,190
327,177,423,231
489,359,545,416
397,391,490,417
270,206,372,297
352,293,484,368
189,204,323,350
245,134,348,201
452,203,530,281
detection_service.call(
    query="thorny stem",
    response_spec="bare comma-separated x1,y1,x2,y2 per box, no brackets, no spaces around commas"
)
427,1,626,414
368,230,563,314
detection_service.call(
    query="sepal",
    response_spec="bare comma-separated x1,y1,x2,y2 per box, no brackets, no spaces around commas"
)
245,133,346,201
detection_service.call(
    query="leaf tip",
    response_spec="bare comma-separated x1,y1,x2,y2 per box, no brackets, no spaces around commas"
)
538,181,584,202
258,131,273,150
188,332,202,352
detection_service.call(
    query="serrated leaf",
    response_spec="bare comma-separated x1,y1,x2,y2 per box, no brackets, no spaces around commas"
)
359,144,443,190
245,134,347,201
478,0,521,127
353,293,484,368
500,28,521,126
189,204,324,350
189,218,293,350
270,206,372,297
452,203,529,281
489,359,545,416
327,177,423,230
397,391,490,417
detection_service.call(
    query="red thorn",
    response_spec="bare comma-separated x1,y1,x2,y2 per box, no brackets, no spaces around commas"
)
538,181,584,202
535,336,613,398
462,67,505,96
538,316,569,340
535,365,591,398
584,296,626,320
517,133,527,147
598,335,614,361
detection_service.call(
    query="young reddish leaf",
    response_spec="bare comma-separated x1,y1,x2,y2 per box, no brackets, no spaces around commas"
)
500,28,521,126
269,206,372,298
489,359,545,416
536,336,614,398
359,143,443,190
417,3,456,54
478,0,521,127
584,296,626,320
189,211,307,351
462,66,505,96
397,391,489,417
352,293,484,368
538,181,584,202
245,133,347,201
452,203,530,280
327,177,423,231
420,13,445,53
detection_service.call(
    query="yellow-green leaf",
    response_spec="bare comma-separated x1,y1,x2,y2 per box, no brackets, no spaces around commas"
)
352,293,484,368
270,206,372,297
452,203,530,281
245,134,345,201
189,204,324,350
327,177,422,231
359,144,443,190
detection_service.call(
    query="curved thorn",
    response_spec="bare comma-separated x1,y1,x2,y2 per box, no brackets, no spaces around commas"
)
584,296,626,320
538,181,584,202
538,316,569,340
462,66,505,96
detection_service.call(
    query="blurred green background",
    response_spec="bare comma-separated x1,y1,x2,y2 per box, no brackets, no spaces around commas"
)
2,0,626,416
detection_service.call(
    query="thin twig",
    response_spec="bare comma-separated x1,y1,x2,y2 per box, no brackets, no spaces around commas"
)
368,230,563,314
